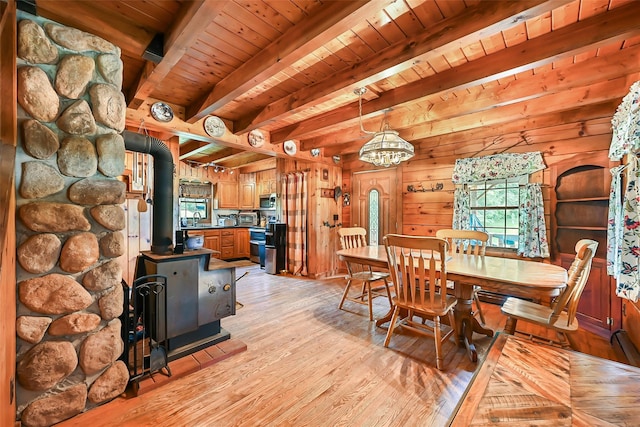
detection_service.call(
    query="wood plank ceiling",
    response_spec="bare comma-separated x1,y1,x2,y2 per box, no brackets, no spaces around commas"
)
30,0,640,171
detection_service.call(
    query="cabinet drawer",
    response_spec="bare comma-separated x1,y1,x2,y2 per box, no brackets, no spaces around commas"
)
221,246,234,258
221,229,234,236
221,235,234,246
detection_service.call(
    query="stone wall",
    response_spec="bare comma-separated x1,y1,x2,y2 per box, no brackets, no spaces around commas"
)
15,11,129,427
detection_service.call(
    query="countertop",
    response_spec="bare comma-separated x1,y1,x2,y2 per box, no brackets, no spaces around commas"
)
181,225,256,231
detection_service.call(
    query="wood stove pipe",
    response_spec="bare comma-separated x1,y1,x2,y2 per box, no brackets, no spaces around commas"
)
122,130,174,255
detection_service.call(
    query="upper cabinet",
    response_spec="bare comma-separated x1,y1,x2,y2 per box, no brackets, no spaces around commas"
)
217,181,239,209
216,170,276,210
257,169,276,195
239,173,256,210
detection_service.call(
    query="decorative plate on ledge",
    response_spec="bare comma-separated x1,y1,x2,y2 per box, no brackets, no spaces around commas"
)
248,129,265,147
204,116,226,137
150,101,174,122
284,140,297,156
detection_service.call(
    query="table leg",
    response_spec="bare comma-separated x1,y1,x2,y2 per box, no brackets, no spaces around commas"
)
375,309,393,327
454,282,494,362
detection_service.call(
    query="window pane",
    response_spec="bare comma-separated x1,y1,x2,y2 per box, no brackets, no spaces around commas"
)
485,188,505,207
506,187,520,206
485,210,505,228
369,190,379,245
506,209,519,228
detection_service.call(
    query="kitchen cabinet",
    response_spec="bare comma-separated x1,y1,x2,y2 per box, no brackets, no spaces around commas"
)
217,181,239,209
239,173,256,209
203,229,221,259
256,169,276,196
550,151,620,338
235,228,250,258
221,229,235,259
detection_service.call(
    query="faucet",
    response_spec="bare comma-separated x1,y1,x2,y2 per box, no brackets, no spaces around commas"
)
193,211,202,227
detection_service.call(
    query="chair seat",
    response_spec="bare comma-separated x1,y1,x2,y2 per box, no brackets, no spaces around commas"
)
502,297,579,333
349,271,390,282
393,294,457,317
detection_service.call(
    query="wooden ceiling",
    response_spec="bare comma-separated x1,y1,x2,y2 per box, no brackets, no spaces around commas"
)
30,0,640,171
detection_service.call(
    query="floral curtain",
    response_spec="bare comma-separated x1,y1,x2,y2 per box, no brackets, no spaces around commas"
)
451,151,549,258
452,187,471,230
608,80,640,302
452,151,546,184
607,160,640,302
518,184,550,258
283,171,308,276
609,80,640,160
607,165,625,277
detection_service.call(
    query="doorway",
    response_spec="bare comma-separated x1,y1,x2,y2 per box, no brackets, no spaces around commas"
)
352,169,400,244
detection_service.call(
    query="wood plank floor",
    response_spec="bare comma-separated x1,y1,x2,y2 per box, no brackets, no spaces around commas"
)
56,264,622,427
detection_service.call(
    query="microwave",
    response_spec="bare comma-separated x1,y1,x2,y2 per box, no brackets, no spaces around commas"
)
259,193,276,209
238,211,258,226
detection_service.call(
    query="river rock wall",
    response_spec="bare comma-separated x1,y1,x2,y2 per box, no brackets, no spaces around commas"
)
15,11,129,427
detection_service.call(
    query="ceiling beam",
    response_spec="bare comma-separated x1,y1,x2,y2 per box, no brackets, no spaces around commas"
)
184,0,391,123
238,158,277,174
320,82,628,155
127,1,227,109
326,100,618,159
235,0,571,135
307,41,640,151
35,0,154,57
201,149,251,165
274,0,640,144
214,152,274,169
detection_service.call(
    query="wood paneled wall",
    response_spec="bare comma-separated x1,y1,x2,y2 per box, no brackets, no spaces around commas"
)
342,114,615,241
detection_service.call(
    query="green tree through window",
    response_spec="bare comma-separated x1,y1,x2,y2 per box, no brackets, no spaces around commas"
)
469,176,526,249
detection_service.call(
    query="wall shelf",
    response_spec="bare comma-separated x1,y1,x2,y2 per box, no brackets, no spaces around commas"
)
550,151,618,338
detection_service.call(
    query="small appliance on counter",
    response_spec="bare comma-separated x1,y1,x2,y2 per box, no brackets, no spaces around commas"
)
218,217,236,227
238,211,258,226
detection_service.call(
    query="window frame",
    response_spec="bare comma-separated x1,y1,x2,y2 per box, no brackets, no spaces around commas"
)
467,175,527,250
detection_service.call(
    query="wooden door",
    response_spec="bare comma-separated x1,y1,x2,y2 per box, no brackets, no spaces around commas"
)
352,169,399,245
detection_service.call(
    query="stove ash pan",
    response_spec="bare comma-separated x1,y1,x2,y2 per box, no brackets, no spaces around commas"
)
134,250,235,358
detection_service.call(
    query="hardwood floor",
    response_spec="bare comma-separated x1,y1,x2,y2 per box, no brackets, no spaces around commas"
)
57,264,621,427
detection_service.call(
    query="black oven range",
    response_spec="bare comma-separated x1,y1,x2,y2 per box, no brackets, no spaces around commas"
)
249,227,266,268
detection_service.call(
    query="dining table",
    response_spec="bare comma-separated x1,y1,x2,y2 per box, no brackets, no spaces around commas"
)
336,245,568,362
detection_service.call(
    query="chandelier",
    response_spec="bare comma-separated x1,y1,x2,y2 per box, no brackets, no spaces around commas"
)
356,88,414,167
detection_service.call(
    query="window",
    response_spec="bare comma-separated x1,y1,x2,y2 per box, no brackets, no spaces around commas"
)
468,176,526,249
179,198,209,219
368,189,380,245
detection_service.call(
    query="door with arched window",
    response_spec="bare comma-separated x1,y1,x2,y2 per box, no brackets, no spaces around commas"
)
352,169,399,244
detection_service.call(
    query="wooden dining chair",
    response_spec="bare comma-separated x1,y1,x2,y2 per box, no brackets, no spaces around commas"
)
436,229,489,324
383,234,458,370
501,239,598,349
338,227,392,321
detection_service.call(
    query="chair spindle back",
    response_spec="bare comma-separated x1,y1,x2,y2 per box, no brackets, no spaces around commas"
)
383,235,449,310
550,239,598,326
436,229,488,256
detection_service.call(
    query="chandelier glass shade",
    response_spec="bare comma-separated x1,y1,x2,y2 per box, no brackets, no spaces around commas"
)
355,87,415,167
358,129,415,167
